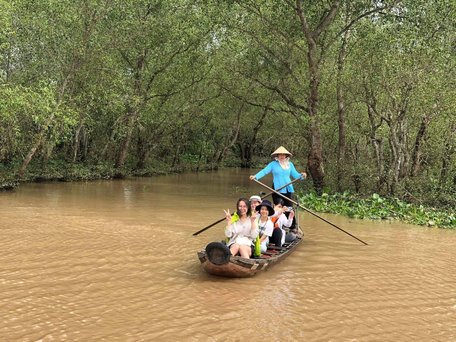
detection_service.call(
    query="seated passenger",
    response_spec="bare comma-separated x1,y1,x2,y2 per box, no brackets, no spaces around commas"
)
249,195,262,216
269,197,294,246
224,198,259,259
255,200,275,253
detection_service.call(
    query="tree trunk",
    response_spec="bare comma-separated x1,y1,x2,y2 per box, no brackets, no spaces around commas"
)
336,27,349,192
172,143,181,167
410,114,431,177
349,139,362,192
388,122,399,195
72,120,84,163
241,102,271,168
295,0,341,195
215,101,244,165
307,116,325,194
18,133,45,177
18,74,69,177
81,126,89,161
439,122,456,186
116,49,147,170
364,85,385,193
240,144,252,168
196,142,204,172
387,116,408,195
115,111,137,169
136,133,148,170
369,136,385,191
306,46,325,195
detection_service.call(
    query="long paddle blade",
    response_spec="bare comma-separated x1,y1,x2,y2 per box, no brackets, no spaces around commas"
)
253,179,369,246
192,217,225,236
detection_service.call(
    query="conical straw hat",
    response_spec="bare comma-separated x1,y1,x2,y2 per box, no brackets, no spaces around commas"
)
271,146,292,157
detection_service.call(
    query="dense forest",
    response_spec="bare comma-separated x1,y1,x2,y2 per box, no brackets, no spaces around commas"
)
1,1,455,208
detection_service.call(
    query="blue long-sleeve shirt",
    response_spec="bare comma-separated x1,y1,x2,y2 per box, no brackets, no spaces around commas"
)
254,160,302,193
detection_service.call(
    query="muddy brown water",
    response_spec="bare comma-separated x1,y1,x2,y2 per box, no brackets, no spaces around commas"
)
1,169,455,341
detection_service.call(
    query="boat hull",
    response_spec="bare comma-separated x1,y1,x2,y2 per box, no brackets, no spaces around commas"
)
197,230,303,278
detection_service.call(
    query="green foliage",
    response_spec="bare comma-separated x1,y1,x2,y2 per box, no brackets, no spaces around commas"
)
0,84,77,163
0,0,454,219
298,191,456,229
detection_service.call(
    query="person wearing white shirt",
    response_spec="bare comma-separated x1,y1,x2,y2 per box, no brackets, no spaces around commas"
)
255,200,275,253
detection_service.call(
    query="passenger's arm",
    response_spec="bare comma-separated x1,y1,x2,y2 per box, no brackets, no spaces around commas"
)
225,223,236,238
283,211,295,228
249,216,259,239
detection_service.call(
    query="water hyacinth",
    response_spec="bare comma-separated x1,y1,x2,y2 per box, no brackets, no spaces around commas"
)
297,191,456,229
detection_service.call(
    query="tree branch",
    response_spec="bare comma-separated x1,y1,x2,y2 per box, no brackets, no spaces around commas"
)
315,0,341,38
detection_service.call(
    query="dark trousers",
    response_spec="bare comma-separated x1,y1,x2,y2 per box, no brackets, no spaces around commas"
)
269,228,283,247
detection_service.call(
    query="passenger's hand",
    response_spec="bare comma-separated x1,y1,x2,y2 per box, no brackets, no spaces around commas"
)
250,216,257,228
249,175,256,180
289,210,295,219
224,209,232,223
301,172,307,179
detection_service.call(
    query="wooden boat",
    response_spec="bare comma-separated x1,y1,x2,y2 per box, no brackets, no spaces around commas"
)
197,228,303,278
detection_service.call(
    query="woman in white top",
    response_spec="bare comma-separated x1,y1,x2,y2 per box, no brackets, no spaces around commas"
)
255,200,275,253
224,198,259,259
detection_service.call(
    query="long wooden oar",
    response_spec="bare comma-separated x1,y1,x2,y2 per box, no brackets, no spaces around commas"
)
192,178,301,236
253,179,369,246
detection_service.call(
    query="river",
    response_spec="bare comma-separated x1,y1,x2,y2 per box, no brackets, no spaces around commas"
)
1,169,455,341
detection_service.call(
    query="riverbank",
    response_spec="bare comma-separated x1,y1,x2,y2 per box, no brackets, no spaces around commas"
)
0,161,217,191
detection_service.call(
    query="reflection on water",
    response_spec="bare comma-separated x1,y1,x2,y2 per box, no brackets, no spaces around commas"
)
1,169,455,341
